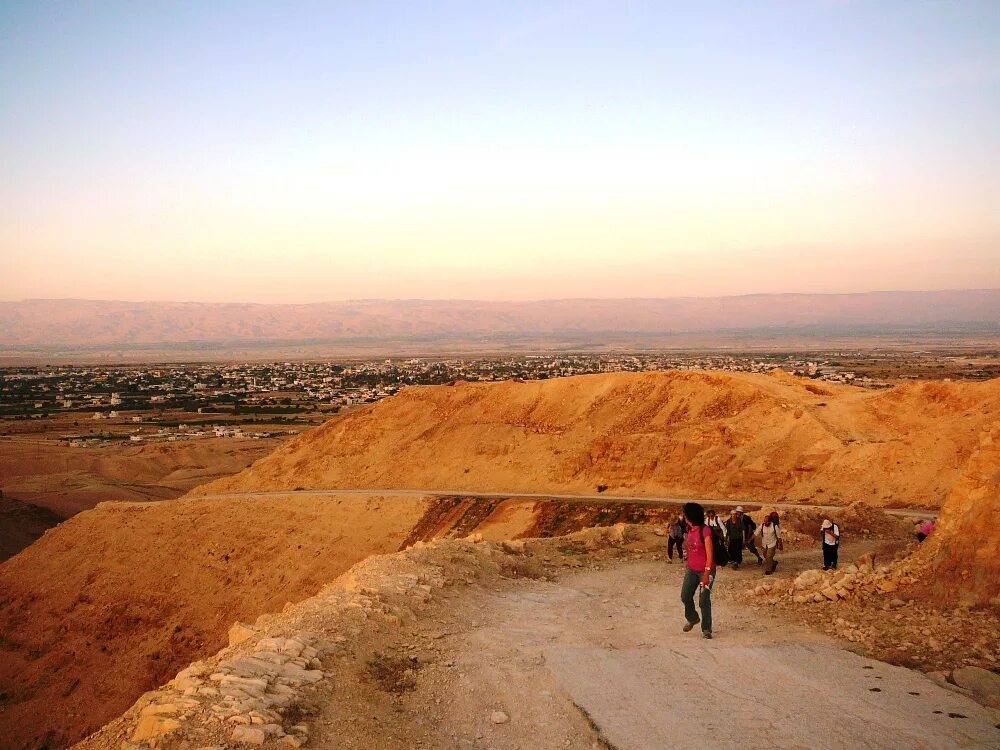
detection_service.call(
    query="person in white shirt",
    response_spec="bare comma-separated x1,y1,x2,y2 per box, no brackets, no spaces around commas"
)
821,519,841,570
706,508,727,541
757,512,782,575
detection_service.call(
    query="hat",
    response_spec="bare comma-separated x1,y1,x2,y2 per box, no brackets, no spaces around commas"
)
821,519,833,529
734,506,744,513
729,508,738,515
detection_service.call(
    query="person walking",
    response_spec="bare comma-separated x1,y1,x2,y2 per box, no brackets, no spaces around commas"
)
916,519,934,542
667,513,688,563
757,511,782,575
726,509,744,569
821,519,840,570
679,502,716,639
706,508,726,543
740,507,763,566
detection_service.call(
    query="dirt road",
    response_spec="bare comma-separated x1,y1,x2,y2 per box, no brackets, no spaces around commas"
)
76,535,998,750
416,561,997,749
196,487,937,519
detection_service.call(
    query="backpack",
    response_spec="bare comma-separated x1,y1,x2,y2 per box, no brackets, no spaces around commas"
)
709,525,729,567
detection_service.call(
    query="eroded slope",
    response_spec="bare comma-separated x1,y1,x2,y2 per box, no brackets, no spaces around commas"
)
0,494,428,750
194,371,1000,508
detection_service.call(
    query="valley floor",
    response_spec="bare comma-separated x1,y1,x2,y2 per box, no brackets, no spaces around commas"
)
76,532,999,750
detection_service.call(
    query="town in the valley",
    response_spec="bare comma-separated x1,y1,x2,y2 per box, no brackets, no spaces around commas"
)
2,349,998,447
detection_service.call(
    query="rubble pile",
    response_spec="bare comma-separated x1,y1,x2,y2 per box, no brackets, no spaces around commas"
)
745,551,928,606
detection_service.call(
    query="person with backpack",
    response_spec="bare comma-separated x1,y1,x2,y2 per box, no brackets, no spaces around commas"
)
820,519,840,570
667,513,688,563
726,508,744,569
740,507,763,566
706,508,726,542
679,502,716,639
757,511,782,575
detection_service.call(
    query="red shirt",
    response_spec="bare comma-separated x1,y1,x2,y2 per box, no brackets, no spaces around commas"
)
686,525,713,572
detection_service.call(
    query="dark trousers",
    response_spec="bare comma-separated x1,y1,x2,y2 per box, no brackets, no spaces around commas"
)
680,567,714,633
823,543,839,569
668,536,684,560
745,538,763,562
728,538,744,566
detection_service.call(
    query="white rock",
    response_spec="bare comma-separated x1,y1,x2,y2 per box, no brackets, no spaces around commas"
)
490,710,509,724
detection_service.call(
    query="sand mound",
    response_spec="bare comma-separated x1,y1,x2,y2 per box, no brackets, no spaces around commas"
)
192,371,1000,508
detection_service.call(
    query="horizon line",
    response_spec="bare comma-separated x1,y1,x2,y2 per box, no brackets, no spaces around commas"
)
5,288,1000,306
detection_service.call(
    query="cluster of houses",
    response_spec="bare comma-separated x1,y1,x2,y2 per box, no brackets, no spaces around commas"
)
4,353,909,427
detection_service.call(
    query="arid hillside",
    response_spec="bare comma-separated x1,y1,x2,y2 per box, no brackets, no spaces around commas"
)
0,436,279,517
195,370,1000,508
0,493,429,750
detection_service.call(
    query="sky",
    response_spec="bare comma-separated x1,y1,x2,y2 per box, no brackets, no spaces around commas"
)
1,0,999,302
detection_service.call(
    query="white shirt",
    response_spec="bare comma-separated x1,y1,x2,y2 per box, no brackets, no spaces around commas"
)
823,524,840,545
760,522,780,549
707,517,726,537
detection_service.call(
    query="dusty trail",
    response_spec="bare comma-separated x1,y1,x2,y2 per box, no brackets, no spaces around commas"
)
75,534,999,750
416,562,997,749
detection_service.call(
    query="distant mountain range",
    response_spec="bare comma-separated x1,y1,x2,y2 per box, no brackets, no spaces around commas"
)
1,291,998,349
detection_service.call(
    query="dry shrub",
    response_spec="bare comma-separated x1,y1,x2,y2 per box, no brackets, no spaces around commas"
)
366,652,420,693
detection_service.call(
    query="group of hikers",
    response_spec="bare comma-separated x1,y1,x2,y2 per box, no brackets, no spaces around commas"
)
670,502,844,640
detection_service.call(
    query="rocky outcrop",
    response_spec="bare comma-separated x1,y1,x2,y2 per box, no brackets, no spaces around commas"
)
925,422,1000,607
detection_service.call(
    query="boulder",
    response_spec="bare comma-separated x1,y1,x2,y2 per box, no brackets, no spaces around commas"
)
229,622,255,647
951,666,1000,698
231,726,267,745
132,716,180,742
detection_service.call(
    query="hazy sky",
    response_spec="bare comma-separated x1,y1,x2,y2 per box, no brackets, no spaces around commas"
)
1,1,998,302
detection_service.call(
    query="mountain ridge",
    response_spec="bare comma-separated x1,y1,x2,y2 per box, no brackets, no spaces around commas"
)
2,290,998,347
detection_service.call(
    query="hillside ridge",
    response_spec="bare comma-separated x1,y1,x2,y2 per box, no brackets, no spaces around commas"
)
194,370,1000,509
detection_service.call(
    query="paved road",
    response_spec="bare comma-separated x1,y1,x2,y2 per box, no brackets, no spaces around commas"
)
196,486,937,519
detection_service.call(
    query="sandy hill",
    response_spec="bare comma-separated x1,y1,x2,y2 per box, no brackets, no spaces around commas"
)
193,370,1000,508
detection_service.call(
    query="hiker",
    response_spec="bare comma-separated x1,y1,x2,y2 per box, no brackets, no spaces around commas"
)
726,508,744,569
916,519,934,542
821,519,840,570
740,506,763,566
667,514,688,562
706,508,727,542
757,511,782,575
679,501,716,639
